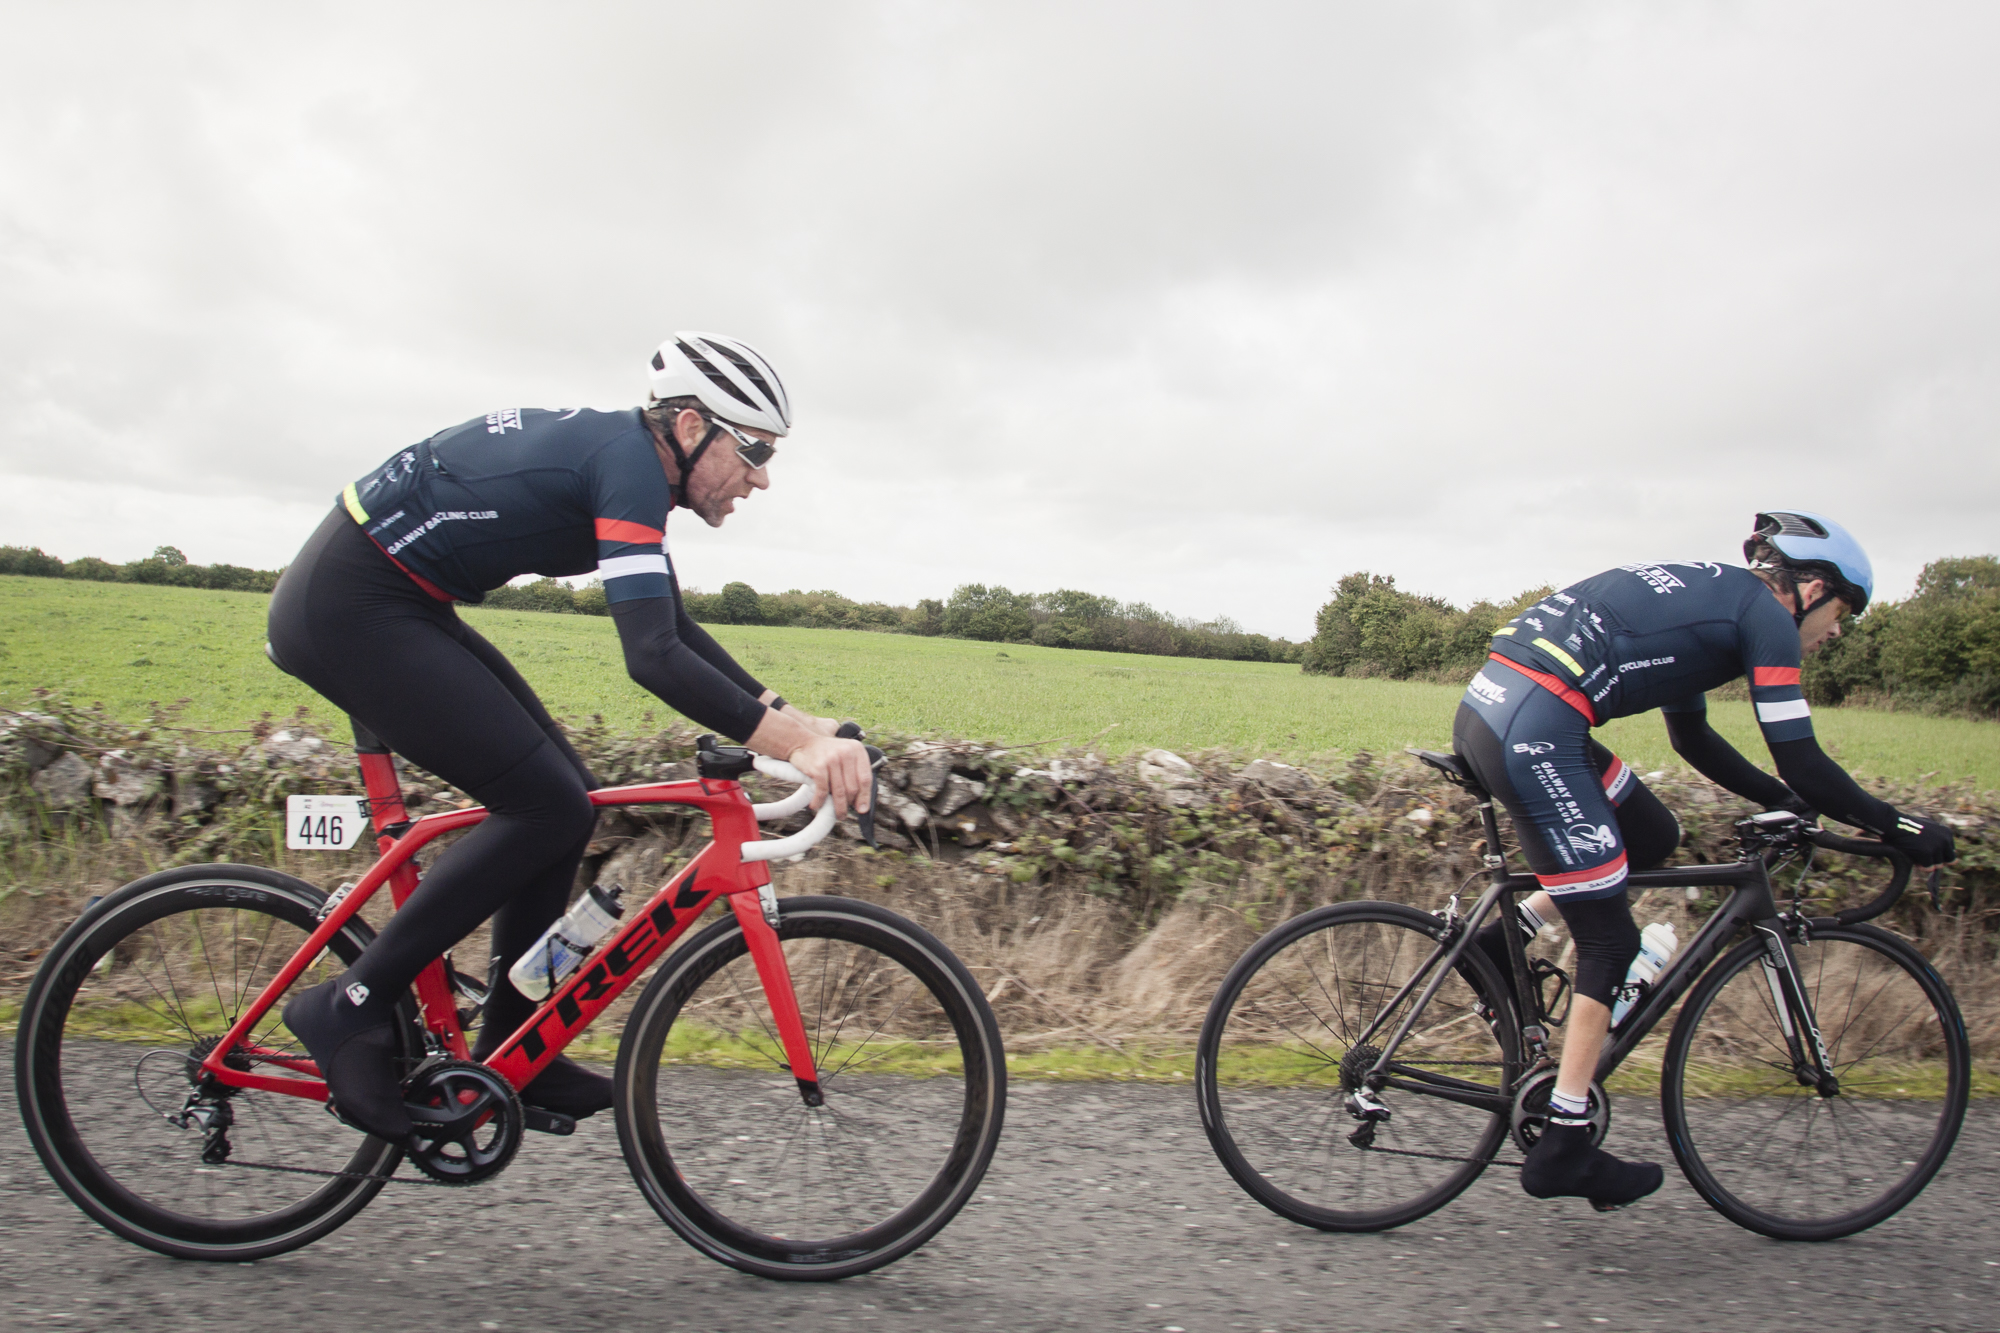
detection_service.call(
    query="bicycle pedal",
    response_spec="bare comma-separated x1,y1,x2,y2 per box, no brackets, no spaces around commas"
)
523,1106,576,1136
1588,1198,1628,1213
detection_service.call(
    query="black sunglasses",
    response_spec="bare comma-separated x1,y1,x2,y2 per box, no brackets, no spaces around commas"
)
706,416,778,470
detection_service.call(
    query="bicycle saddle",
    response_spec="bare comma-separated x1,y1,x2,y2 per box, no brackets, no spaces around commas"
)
1406,748,1486,795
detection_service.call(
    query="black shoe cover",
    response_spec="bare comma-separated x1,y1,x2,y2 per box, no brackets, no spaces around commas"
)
517,1055,613,1119
1521,1122,1663,1208
283,978,413,1143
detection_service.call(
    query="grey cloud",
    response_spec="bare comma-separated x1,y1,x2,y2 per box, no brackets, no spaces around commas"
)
2,1,1997,638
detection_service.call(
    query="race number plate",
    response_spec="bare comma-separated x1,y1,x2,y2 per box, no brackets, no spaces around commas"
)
285,795,369,850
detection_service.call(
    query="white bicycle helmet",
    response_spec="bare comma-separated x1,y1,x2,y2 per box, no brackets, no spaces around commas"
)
647,331,792,437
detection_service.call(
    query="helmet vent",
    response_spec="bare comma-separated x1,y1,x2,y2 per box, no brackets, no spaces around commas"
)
712,342,784,409
1761,511,1828,539
651,351,666,372
676,339,758,410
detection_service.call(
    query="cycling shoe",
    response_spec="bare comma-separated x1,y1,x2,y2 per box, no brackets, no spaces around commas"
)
283,978,412,1143
1520,1122,1663,1209
518,1056,613,1120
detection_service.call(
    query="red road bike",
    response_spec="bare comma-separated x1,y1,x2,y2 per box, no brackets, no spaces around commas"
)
16,724,1006,1280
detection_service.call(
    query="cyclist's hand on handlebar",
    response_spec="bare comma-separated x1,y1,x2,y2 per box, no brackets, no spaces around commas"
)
784,734,873,819
1769,790,1819,822
1883,811,1957,866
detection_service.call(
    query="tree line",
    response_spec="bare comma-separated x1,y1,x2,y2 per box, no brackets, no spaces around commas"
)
1301,557,2000,719
0,544,279,593
489,578,1306,663
0,544,1302,664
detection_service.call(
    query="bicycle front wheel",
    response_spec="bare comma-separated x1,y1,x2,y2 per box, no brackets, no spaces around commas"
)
1197,901,1522,1232
14,864,413,1261
615,895,1006,1281
1661,922,1970,1241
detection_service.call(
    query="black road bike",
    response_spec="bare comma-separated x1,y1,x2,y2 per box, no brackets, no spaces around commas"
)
1196,749,1969,1241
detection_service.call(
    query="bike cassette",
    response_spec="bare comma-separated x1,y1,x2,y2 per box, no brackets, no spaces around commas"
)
403,1059,523,1186
1508,1069,1610,1156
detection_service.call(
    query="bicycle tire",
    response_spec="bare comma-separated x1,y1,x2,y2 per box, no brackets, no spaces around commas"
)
1660,921,1970,1241
15,864,415,1260
614,895,1006,1280
1196,900,1522,1232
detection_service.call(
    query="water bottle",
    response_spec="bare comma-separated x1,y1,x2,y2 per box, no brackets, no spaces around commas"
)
1611,922,1678,1027
507,883,626,1001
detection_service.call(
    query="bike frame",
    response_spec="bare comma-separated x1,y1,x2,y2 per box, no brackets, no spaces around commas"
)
1354,770,1894,1117
196,729,828,1106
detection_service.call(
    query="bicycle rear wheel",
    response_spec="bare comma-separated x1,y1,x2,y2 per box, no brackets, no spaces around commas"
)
1197,901,1522,1232
14,864,414,1260
615,895,1006,1280
1661,922,1969,1240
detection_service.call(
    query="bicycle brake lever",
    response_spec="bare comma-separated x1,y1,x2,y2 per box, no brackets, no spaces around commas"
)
832,722,884,848
1928,866,1943,910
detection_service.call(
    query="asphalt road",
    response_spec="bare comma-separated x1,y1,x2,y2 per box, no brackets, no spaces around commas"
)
4,1045,1996,1333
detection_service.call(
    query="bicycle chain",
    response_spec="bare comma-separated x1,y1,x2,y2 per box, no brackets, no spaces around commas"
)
1354,1143,1526,1169
219,1157,454,1187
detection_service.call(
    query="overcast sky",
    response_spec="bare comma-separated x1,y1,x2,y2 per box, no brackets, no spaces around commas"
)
4,2,1997,638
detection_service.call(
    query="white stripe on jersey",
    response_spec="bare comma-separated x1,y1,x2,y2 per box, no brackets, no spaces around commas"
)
597,553,670,581
1755,699,1812,723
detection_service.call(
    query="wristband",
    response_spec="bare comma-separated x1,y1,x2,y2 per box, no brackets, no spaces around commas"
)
768,695,789,713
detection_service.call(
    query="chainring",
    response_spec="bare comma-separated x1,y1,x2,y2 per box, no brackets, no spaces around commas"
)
1509,1068,1610,1156
403,1059,523,1186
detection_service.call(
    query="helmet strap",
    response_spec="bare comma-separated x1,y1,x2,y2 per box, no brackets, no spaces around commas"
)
661,416,723,510
1793,589,1839,628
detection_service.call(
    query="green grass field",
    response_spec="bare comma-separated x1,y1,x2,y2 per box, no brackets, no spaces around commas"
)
2,575,1995,787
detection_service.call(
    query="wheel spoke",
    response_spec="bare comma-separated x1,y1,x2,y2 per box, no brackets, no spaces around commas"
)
1665,928,1965,1239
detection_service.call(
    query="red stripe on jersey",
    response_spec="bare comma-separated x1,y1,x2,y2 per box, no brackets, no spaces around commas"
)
1537,851,1629,889
1488,654,1597,725
1600,756,1628,795
1752,666,1801,687
595,517,664,546
361,533,456,603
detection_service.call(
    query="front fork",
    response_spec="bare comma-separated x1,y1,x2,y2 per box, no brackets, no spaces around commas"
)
1752,918,1839,1096
729,883,825,1106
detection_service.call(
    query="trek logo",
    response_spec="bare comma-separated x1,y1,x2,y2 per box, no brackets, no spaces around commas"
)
486,409,524,434
1512,742,1555,755
511,868,706,1062
1467,672,1508,707
1566,822,1617,856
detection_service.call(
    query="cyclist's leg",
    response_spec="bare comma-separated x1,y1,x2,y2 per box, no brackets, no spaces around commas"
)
269,513,600,1132
1454,671,1662,1205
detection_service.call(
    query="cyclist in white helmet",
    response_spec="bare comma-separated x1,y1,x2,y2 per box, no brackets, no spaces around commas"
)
267,333,872,1144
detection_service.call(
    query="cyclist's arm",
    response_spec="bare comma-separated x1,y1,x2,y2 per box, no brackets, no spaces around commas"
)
1661,699,1795,807
1732,595,1900,834
1763,735,1898,834
668,572,768,699
609,598,769,742
589,455,771,743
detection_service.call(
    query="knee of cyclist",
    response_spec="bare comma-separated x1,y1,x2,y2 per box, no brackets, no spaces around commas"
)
1555,894,1638,1001
1625,812,1681,873
549,782,596,843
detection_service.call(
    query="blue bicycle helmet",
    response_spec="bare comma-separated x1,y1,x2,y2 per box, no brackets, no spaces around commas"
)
1744,509,1874,617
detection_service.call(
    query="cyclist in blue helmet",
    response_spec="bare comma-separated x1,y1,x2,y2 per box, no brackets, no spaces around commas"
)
1451,509,1956,1210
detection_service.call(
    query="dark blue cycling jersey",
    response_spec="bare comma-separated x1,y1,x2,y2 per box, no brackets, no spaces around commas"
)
1485,561,1815,744
340,408,673,605
332,406,770,744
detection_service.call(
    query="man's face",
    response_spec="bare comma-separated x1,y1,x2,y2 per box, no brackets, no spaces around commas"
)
671,408,774,528
1795,579,1852,655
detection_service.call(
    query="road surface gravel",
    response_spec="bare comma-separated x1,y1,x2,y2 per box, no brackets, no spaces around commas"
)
4,1045,1995,1333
